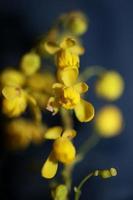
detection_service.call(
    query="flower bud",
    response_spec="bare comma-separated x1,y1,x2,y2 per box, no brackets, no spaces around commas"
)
95,105,123,138
95,71,124,101
20,52,41,76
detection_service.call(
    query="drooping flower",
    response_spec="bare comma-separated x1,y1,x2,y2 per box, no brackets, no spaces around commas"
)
47,82,94,122
41,127,76,179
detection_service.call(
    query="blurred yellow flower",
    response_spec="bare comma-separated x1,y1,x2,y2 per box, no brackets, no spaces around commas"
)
20,52,41,76
5,118,45,150
51,184,68,200
2,86,27,117
95,105,123,138
95,71,124,101
47,82,94,122
0,68,25,87
41,127,76,179
63,11,89,36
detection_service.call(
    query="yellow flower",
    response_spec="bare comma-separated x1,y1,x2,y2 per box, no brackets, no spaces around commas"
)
44,37,83,86
41,127,76,179
20,52,41,76
2,86,27,117
63,11,89,36
30,90,49,109
95,105,123,138
95,71,124,101
47,82,94,122
5,118,45,150
0,68,25,87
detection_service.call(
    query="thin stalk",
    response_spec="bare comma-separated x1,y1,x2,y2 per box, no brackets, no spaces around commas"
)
79,65,105,82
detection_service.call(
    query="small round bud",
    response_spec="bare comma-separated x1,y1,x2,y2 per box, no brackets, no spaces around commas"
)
95,105,123,138
65,11,88,36
20,52,41,76
95,71,124,101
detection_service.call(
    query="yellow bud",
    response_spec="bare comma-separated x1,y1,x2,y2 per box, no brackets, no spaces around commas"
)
2,87,27,117
53,137,76,164
56,50,79,69
20,52,41,75
5,119,32,150
95,71,124,101
5,119,44,150
0,69,25,87
95,105,123,138
51,184,68,200
64,11,88,36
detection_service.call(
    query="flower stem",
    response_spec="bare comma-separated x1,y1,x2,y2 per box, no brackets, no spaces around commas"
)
79,65,105,82
74,172,94,200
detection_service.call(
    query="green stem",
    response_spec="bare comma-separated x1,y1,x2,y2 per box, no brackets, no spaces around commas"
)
78,132,100,160
60,108,73,130
74,172,94,200
79,65,105,82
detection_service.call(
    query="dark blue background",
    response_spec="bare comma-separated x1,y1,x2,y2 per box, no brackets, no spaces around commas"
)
0,0,132,200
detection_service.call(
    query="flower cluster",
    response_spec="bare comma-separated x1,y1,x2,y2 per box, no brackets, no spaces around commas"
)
0,10,125,200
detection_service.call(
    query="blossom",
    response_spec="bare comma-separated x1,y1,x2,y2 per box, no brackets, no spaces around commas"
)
2,86,27,117
95,105,123,138
45,37,83,86
95,70,124,101
47,82,94,122
20,52,41,76
5,118,45,150
41,127,76,179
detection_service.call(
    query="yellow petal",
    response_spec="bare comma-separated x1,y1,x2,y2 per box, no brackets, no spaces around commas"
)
60,38,75,49
62,129,77,139
44,41,60,54
2,86,21,100
74,99,94,122
57,67,79,86
70,45,85,55
74,82,88,93
41,152,58,179
47,97,59,115
44,126,63,139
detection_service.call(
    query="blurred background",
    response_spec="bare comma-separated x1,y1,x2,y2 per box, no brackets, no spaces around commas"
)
0,0,132,200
